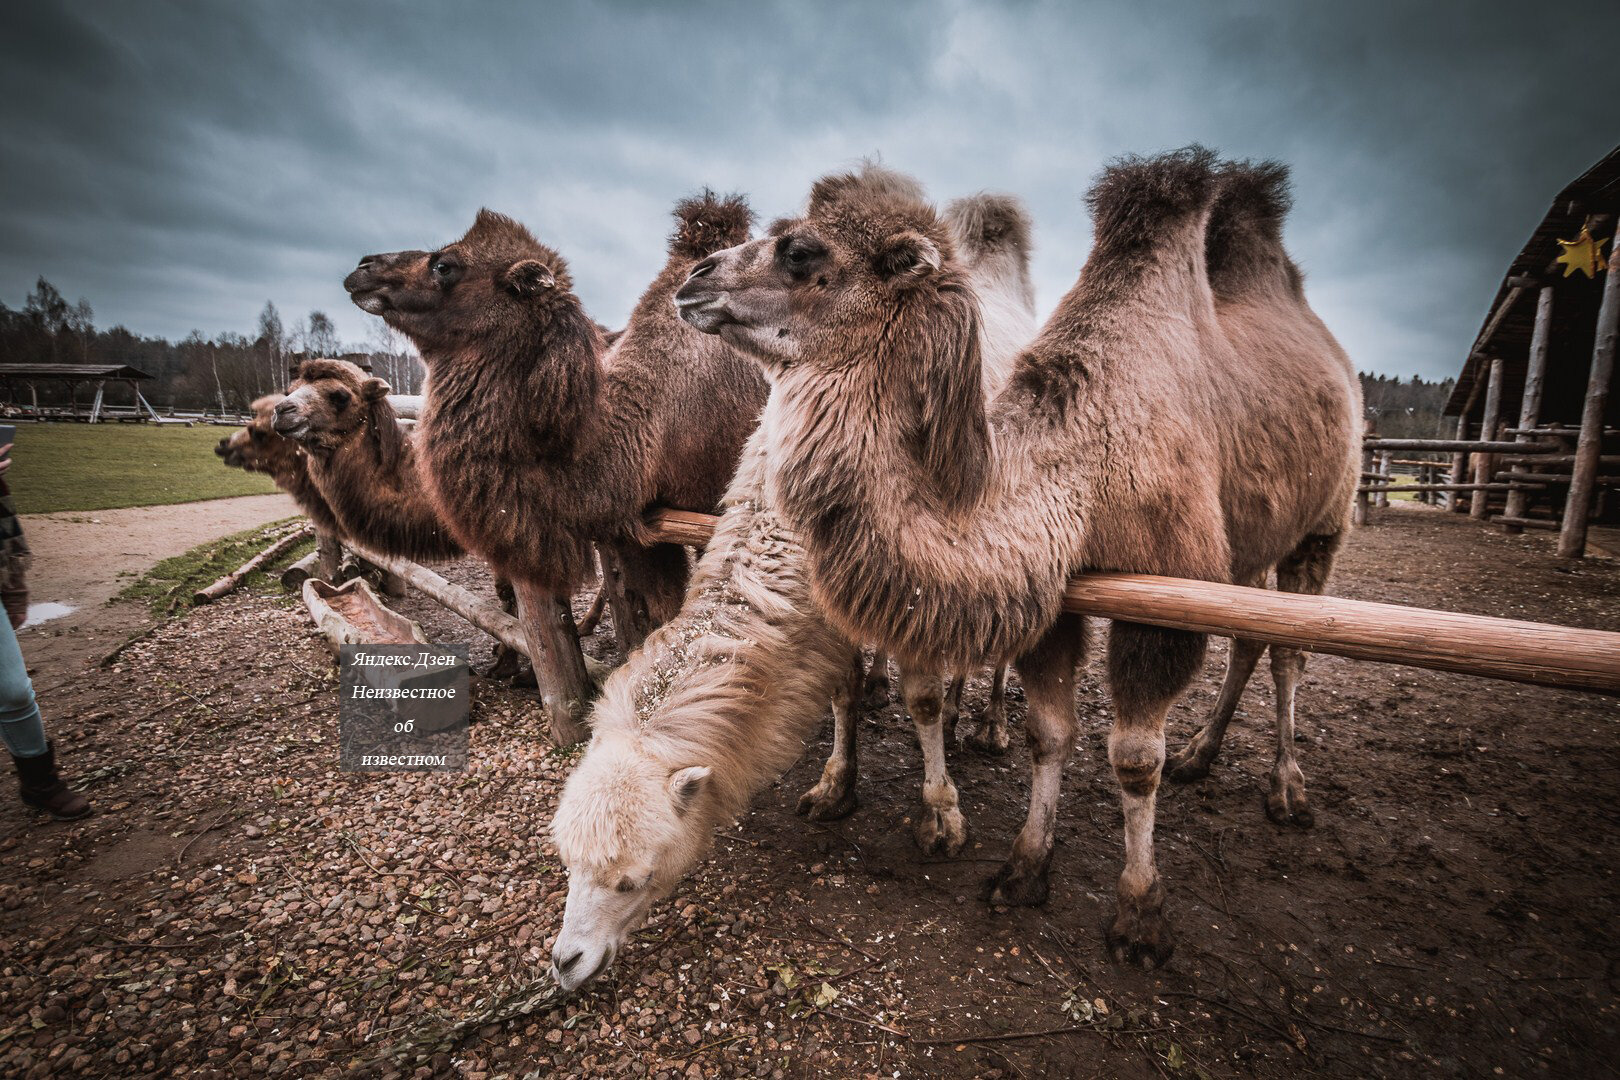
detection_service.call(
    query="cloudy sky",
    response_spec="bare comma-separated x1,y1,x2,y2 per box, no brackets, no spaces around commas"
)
1,1,1614,379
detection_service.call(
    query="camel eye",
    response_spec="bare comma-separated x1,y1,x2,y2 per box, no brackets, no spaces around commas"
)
327,389,351,409
430,256,461,281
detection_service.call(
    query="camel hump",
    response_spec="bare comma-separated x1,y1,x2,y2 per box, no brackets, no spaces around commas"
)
808,159,928,215
945,193,1032,261
1207,159,1304,296
1085,145,1222,249
670,189,755,260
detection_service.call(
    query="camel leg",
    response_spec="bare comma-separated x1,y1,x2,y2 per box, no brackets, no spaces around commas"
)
940,672,965,746
1265,533,1341,828
513,580,593,746
862,649,891,707
903,664,968,856
987,614,1086,907
796,647,866,821
600,540,690,656
1163,636,1266,782
965,664,1012,755
1104,622,1207,969
483,576,535,684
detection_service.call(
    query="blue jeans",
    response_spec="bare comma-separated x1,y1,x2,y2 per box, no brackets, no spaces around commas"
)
0,615,46,758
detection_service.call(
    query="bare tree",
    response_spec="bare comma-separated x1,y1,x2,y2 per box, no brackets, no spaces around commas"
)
257,301,285,396
306,310,339,358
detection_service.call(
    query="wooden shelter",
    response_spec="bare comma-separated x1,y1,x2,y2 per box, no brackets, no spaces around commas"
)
1440,145,1620,555
0,362,160,422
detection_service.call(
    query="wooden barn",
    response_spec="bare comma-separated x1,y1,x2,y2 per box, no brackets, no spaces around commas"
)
1441,145,1619,556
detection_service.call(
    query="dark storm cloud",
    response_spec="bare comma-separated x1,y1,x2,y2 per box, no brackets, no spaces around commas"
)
0,0,1614,378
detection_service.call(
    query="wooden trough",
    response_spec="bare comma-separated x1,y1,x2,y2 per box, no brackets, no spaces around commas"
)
301,577,429,652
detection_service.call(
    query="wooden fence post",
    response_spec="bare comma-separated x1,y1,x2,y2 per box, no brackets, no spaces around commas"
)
1504,285,1555,532
1471,356,1505,520
1559,230,1620,557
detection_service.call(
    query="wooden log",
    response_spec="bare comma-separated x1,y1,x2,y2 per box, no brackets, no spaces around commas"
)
280,551,321,590
1504,286,1556,533
1560,234,1620,558
1366,438,1558,454
1375,451,1392,508
1492,516,1560,531
317,533,343,580
1496,471,1620,485
1500,453,1620,467
349,545,528,655
385,394,423,420
1352,446,1373,525
194,524,315,604
1502,426,1617,438
642,508,1620,695
1472,357,1505,520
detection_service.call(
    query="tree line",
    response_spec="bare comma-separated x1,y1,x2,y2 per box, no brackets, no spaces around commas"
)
2,276,1459,428
0,277,423,414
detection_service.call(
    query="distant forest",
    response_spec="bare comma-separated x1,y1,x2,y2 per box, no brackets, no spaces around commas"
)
1,276,1458,430
0,277,423,414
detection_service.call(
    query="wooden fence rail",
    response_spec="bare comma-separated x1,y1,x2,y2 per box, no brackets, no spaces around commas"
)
642,510,1620,696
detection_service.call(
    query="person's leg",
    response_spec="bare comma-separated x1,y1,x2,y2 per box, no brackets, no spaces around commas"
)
0,618,89,819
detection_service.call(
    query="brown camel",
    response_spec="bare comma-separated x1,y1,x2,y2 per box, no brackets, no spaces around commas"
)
674,148,1360,967
342,195,765,742
549,176,1039,992
215,394,344,539
272,358,464,565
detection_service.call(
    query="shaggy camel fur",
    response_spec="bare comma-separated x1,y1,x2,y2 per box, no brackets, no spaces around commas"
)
549,181,1037,990
215,394,344,539
792,184,1036,856
675,149,1360,967
342,197,764,742
273,359,464,564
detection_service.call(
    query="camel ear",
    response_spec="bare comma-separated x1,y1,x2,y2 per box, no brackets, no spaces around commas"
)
873,230,942,284
669,766,711,816
287,360,303,384
500,259,556,297
360,377,392,402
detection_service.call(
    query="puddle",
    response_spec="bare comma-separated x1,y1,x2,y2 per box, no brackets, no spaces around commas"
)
21,602,75,629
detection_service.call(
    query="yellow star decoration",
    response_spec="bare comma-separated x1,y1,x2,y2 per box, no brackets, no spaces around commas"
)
1555,222,1609,278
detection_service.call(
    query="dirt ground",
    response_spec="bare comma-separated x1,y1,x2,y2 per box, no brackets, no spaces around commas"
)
0,504,1616,1079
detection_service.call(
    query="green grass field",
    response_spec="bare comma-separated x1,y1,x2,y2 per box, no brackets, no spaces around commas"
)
7,422,278,515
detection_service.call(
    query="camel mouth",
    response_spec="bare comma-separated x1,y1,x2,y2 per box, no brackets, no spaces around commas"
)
673,295,735,334
351,291,390,317
551,946,615,995
272,417,310,440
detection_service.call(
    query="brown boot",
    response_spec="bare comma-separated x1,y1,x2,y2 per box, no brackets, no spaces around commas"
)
13,741,90,820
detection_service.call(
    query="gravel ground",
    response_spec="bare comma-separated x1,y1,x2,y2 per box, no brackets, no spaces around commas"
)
1,508,1617,1078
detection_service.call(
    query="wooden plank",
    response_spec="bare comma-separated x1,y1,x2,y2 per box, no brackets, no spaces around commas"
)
1365,438,1557,454
348,545,528,656
1357,483,1516,494
1472,356,1505,520
1560,233,1620,558
1504,286,1556,530
642,509,1620,695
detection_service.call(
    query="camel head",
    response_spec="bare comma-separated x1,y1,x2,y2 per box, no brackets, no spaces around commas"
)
217,395,302,473
674,164,967,376
343,209,577,359
549,730,715,993
273,358,392,459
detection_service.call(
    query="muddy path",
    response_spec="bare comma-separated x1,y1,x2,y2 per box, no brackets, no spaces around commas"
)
0,505,1615,1078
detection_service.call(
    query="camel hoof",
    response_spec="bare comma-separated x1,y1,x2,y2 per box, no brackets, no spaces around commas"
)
965,721,1011,757
983,861,1049,907
1163,748,1212,784
796,783,858,822
914,804,968,857
1106,894,1174,969
1264,785,1314,829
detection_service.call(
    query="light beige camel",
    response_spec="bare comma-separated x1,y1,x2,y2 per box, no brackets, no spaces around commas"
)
673,149,1360,967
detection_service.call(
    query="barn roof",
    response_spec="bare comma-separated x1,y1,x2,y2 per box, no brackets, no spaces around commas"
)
1444,145,1620,425
0,363,153,381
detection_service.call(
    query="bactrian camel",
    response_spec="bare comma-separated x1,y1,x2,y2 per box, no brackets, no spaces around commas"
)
215,394,344,540
342,196,766,742
673,149,1359,967
791,179,1037,853
273,359,465,565
548,178,1038,992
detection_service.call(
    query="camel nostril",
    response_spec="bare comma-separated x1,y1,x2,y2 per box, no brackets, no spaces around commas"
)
555,950,583,975
357,254,382,269
687,257,718,281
